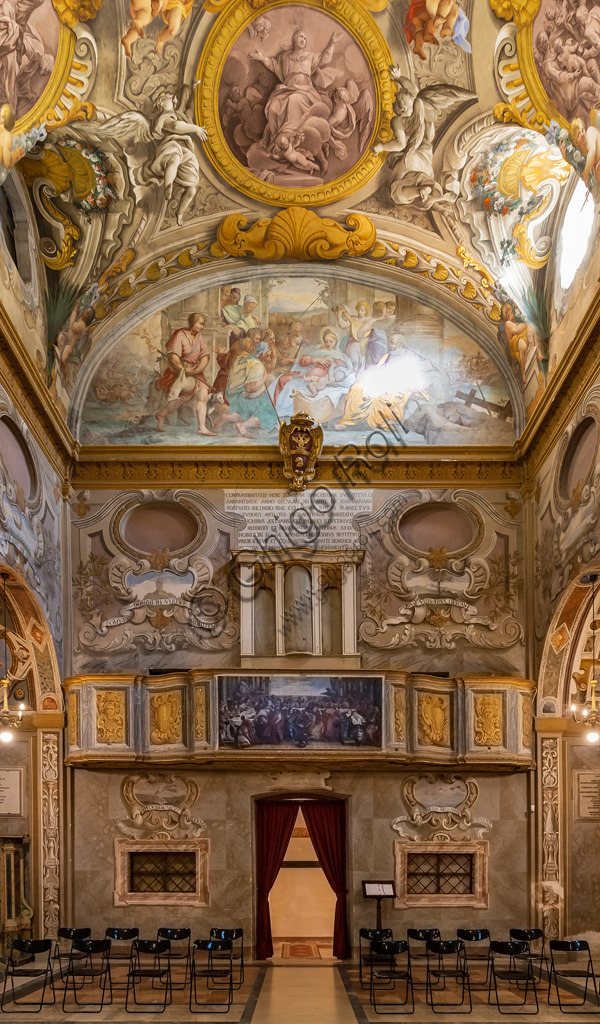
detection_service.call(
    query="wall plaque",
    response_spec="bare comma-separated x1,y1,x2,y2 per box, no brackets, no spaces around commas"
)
574,771,600,821
0,768,23,815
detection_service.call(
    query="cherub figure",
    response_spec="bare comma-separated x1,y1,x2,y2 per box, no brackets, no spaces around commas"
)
85,89,208,225
272,131,320,174
373,66,474,209
121,0,195,57
0,104,24,173
404,0,467,60
570,113,600,189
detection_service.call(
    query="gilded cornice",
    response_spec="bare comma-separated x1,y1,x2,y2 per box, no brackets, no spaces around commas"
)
0,304,76,479
72,447,520,488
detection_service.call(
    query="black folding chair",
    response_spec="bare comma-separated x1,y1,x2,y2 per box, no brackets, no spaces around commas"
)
457,929,491,989
548,939,600,1013
358,928,393,990
209,928,244,989
156,928,191,989
370,939,414,1015
62,939,112,1013
53,927,92,985
125,938,172,1013
510,928,548,984
426,938,471,1014
489,939,539,1015
407,928,440,987
105,928,138,989
189,939,233,1014
1,938,55,1013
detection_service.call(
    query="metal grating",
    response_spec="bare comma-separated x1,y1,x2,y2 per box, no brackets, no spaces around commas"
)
406,853,473,895
129,852,196,894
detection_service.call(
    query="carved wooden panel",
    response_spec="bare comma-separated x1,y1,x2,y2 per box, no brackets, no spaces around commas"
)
96,690,126,745
417,693,451,748
194,685,207,743
149,691,182,745
473,694,503,747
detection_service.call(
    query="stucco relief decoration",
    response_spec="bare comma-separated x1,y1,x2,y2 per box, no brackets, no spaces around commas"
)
0,391,63,663
149,690,182,745
71,489,241,671
358,491,524,659
118,774,207,839
41,732,60,936
540,736,562,939
417,692,450,747
0,0,101,187
96,690,126,744
194,686,206,742
473,694,503,746
391,774,492,840
534,400,600,644
197,0,395,207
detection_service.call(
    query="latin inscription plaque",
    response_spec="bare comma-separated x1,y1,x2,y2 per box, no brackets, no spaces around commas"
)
575,771,600,821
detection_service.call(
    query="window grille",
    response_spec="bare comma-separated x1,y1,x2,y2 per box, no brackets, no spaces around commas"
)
406,852,473,896
129,851,196,894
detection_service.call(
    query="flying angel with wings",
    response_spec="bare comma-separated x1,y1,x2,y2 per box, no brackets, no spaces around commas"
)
86,89,208,225
374,66,474,210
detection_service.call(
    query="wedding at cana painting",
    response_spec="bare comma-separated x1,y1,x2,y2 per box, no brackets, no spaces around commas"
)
218,676,382,749
80,276,514,447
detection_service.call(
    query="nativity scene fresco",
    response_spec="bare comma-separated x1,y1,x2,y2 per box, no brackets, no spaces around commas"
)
79,276,514,447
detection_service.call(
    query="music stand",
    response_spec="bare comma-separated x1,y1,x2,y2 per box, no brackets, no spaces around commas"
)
362,880,396,931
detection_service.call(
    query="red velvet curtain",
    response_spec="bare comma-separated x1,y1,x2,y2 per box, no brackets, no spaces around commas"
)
303,801,350,960
255,800,298,960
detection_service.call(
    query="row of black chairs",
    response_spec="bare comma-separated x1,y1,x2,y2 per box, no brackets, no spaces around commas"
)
1,926,244,1014
359,927,599,1015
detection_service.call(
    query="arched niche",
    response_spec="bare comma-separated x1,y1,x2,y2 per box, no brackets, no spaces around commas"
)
0,564,62,713
536,569,600,717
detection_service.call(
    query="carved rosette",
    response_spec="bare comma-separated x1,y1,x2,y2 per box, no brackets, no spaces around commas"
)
96,690,126,745
150,691,182,745
41,733,60,936
473,694,503,747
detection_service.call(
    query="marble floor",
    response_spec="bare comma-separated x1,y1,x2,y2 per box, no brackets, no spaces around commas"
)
1,960,597,1022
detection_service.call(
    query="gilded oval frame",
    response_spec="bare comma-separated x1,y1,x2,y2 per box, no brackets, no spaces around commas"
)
15,19,75,134
196,0,395,207
490,0,570,131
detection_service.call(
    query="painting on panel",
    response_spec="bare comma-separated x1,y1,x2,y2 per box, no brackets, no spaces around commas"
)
0,0,60,121
218,675,382,749
218,5,376,187
80,276,514,447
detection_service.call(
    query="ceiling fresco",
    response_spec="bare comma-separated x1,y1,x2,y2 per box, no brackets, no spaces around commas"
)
0,0,598,451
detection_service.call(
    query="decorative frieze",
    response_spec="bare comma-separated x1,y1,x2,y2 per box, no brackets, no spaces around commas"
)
40,733,60,936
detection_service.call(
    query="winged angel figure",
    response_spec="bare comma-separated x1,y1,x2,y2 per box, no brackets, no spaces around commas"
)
374,65,474,210
86,90,207,225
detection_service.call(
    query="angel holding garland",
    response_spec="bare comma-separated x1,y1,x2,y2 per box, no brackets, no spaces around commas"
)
85,89,207,225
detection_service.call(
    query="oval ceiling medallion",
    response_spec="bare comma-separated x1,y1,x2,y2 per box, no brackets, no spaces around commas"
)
121,501,203,555
197,0,394,207
0,416,37,502
397,502,479,555
559,417,598,504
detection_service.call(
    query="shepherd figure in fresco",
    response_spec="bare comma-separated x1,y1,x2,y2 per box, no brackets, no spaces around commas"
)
154,312,216,435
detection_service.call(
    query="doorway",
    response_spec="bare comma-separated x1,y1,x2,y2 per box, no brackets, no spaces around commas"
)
254,796,349,960
270,808,336,959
